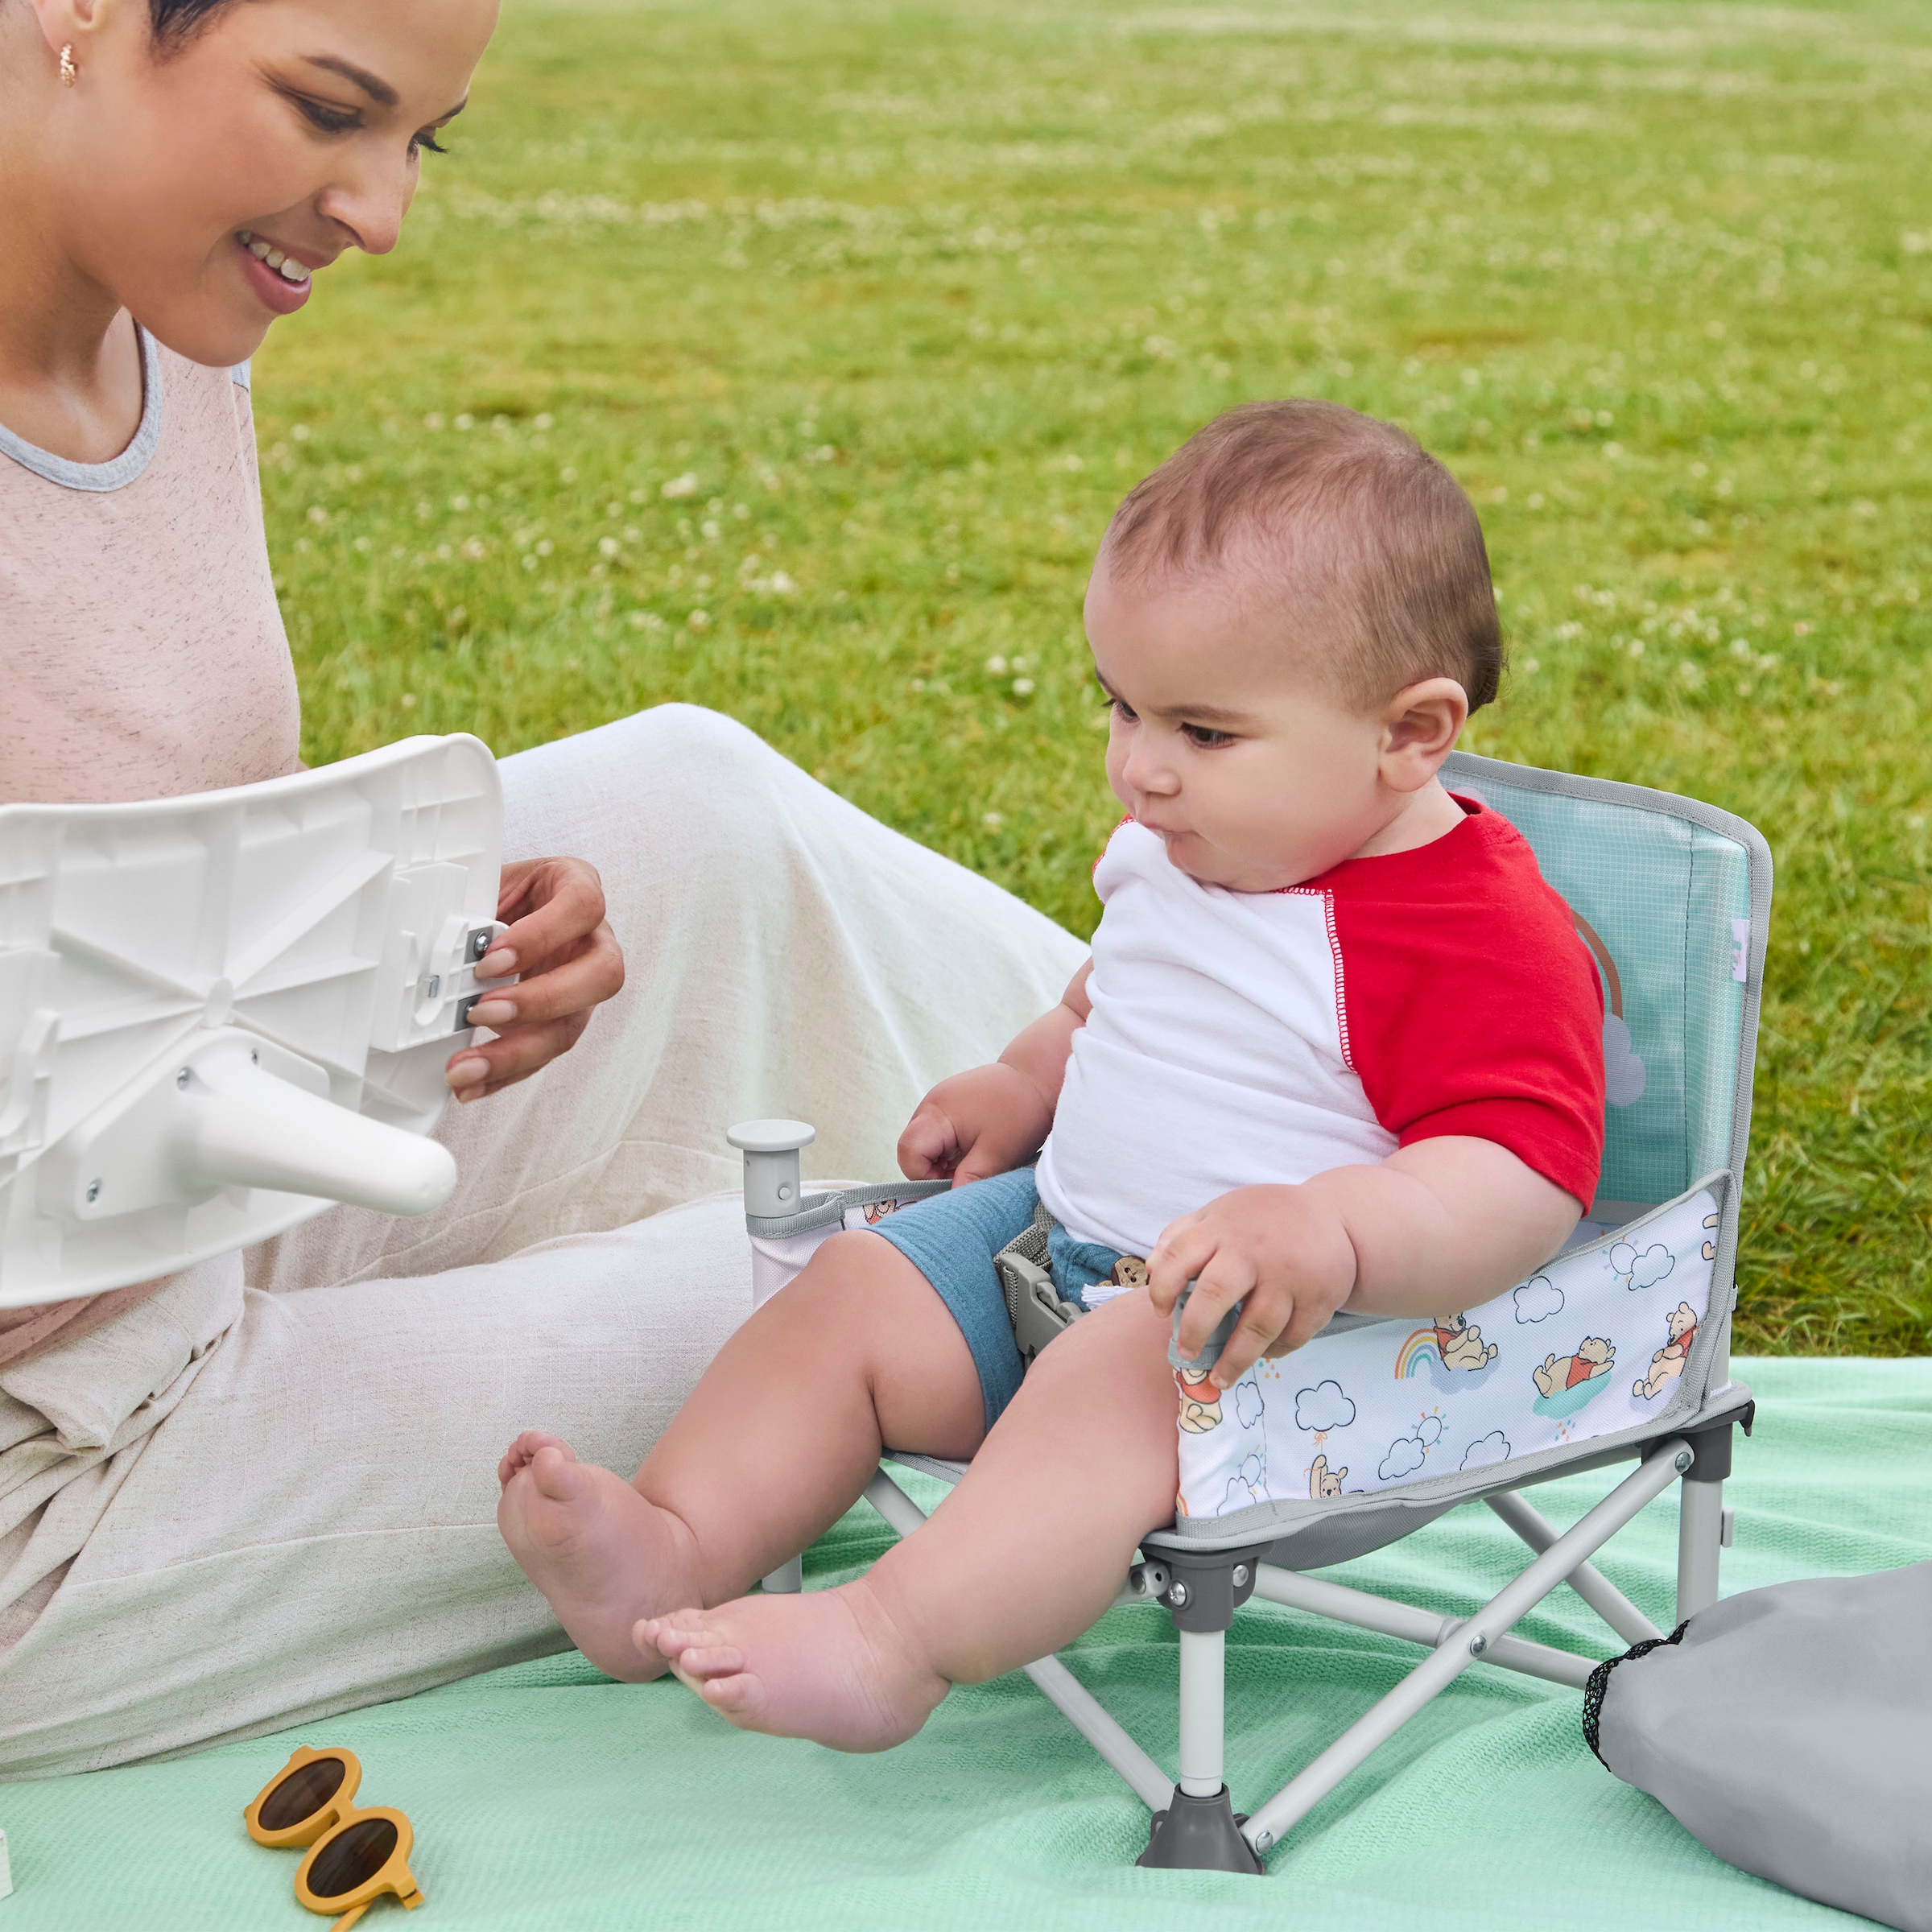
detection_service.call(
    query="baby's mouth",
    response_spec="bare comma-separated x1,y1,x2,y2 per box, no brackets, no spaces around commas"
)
236,230,312,285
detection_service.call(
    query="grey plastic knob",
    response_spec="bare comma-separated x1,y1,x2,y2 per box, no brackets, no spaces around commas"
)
729,1119,816,1218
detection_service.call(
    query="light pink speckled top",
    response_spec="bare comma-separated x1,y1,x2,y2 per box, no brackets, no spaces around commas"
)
0,329,302,1362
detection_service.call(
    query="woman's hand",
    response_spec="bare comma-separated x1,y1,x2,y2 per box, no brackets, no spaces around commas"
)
1146,1185,1359,1389
444,857,625,1102
898,1063,1055,1187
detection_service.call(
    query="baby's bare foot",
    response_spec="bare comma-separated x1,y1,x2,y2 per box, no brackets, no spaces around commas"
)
497,1432,696,1683
637,1580,948,1752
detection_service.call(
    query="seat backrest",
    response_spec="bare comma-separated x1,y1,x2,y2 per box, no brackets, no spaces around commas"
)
1443,751,1771,1244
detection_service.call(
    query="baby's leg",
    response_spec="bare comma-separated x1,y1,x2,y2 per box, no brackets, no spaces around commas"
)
498,1231,985,1681
643,1287,1177,1746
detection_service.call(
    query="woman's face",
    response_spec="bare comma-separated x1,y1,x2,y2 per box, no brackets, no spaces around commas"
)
44,0,498,367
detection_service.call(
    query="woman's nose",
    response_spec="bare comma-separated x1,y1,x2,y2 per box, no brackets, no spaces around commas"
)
315,151,415,258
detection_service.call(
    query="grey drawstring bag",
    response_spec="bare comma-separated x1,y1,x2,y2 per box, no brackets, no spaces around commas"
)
1584,1559,1932,1930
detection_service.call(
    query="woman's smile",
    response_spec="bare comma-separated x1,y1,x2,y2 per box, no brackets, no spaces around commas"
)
235,229,314,313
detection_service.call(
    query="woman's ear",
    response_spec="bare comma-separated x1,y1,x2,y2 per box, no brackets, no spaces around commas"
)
26,0,106,67
1377,676,1468,793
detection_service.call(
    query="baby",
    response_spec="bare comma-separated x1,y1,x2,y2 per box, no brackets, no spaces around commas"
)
497,398,1605,1751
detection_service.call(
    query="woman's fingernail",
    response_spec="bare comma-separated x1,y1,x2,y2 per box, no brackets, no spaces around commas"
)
465,1000,516,1027
446,1055,489,1088
477,947,516,978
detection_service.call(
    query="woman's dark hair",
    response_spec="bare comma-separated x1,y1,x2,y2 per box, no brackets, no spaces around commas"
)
150,0,240,46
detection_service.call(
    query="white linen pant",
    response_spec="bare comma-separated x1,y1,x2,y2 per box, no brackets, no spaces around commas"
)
0,706,1085,1779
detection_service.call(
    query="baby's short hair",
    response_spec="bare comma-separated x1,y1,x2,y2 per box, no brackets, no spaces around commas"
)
1100,399,1502,712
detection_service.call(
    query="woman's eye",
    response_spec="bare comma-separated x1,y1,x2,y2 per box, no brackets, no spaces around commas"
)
294,95,360,135
1182,724,1235,748
412,130,450,157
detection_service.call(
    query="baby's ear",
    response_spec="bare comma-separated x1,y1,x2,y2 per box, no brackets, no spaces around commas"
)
1379,677,1468,781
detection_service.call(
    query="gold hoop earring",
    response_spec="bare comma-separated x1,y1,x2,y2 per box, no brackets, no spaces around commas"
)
59,44,77,86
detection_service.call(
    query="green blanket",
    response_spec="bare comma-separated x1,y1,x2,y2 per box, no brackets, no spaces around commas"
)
2,1360,1925,1930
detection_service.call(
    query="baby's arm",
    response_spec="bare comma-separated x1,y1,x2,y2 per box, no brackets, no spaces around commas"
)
898,961,1092,1186
1149,1138,1580,1389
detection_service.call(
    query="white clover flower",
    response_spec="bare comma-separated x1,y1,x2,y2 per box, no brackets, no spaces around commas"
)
1012,677,1034,696
307,506,328,525
455,413,475,431
450,494,471,511
770,571,796,594
291,423,312,442
688,609,710,629
535,412,555,431
985,654,1008,675
535,539,554,556
599,536,621,559
625,526,642,542
423,414,444,431
560,466,578,483
462,537,488,560
701,519,721,539
982,811,1005,829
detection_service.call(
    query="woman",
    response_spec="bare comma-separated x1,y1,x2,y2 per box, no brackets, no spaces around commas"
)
0,0,1082,1776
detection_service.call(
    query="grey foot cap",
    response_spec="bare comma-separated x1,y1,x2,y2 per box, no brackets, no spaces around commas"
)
1136,1785,1265,1874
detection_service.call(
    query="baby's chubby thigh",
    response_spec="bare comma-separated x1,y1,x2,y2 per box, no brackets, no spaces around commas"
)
978,1288,1180,1527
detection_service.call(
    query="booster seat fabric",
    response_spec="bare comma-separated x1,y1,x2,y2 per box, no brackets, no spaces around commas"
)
1179,1179,1724,1521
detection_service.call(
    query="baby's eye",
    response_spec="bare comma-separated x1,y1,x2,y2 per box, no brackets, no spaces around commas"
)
1109,696,1138,723
1182,724,1235,748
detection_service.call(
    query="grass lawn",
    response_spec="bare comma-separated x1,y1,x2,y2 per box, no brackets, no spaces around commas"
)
258,0,1932,1353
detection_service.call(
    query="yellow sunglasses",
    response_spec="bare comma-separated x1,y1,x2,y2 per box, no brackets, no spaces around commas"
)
245,1747,423,1930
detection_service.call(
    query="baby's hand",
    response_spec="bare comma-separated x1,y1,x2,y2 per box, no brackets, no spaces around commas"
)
898,1063,1055,1187
1146,1185,1359,1389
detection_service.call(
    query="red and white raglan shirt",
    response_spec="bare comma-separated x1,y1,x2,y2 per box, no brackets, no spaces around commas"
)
1034,802,1605,1259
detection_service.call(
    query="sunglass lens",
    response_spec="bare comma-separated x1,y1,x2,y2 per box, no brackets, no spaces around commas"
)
308,1818,398,1899
258,1756,349,1831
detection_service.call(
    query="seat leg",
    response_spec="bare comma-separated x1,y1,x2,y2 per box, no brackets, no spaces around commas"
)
1138,1546,1268,1875
760,1556,803,1594
1676,1423,1732,1622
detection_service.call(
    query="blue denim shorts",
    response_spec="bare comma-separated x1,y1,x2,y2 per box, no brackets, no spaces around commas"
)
868,1167,1126,1431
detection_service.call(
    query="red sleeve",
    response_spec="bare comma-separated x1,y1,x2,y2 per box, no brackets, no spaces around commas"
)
1321,808,1605,1209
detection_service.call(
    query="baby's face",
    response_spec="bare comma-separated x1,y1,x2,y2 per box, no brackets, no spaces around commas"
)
1086,554,1444,893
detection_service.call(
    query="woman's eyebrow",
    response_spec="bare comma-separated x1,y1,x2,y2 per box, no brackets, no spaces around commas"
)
301,55,399,107
298,54,470,122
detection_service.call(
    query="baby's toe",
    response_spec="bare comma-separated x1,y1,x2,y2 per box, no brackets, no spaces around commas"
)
677,1640,748,1682
699,1672,764,1719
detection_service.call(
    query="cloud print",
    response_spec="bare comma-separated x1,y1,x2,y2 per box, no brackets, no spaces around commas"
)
1235,1381,1266,1429
1514,1275,1564,1323
1295,1379,1356,1433
1612,1241,1676,1290
1461,1430,1512,1472
1378,1413,1446,1482
1603,1013,1647,1107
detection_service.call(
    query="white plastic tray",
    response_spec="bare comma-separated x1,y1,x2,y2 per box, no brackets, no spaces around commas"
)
0,735,506,1308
